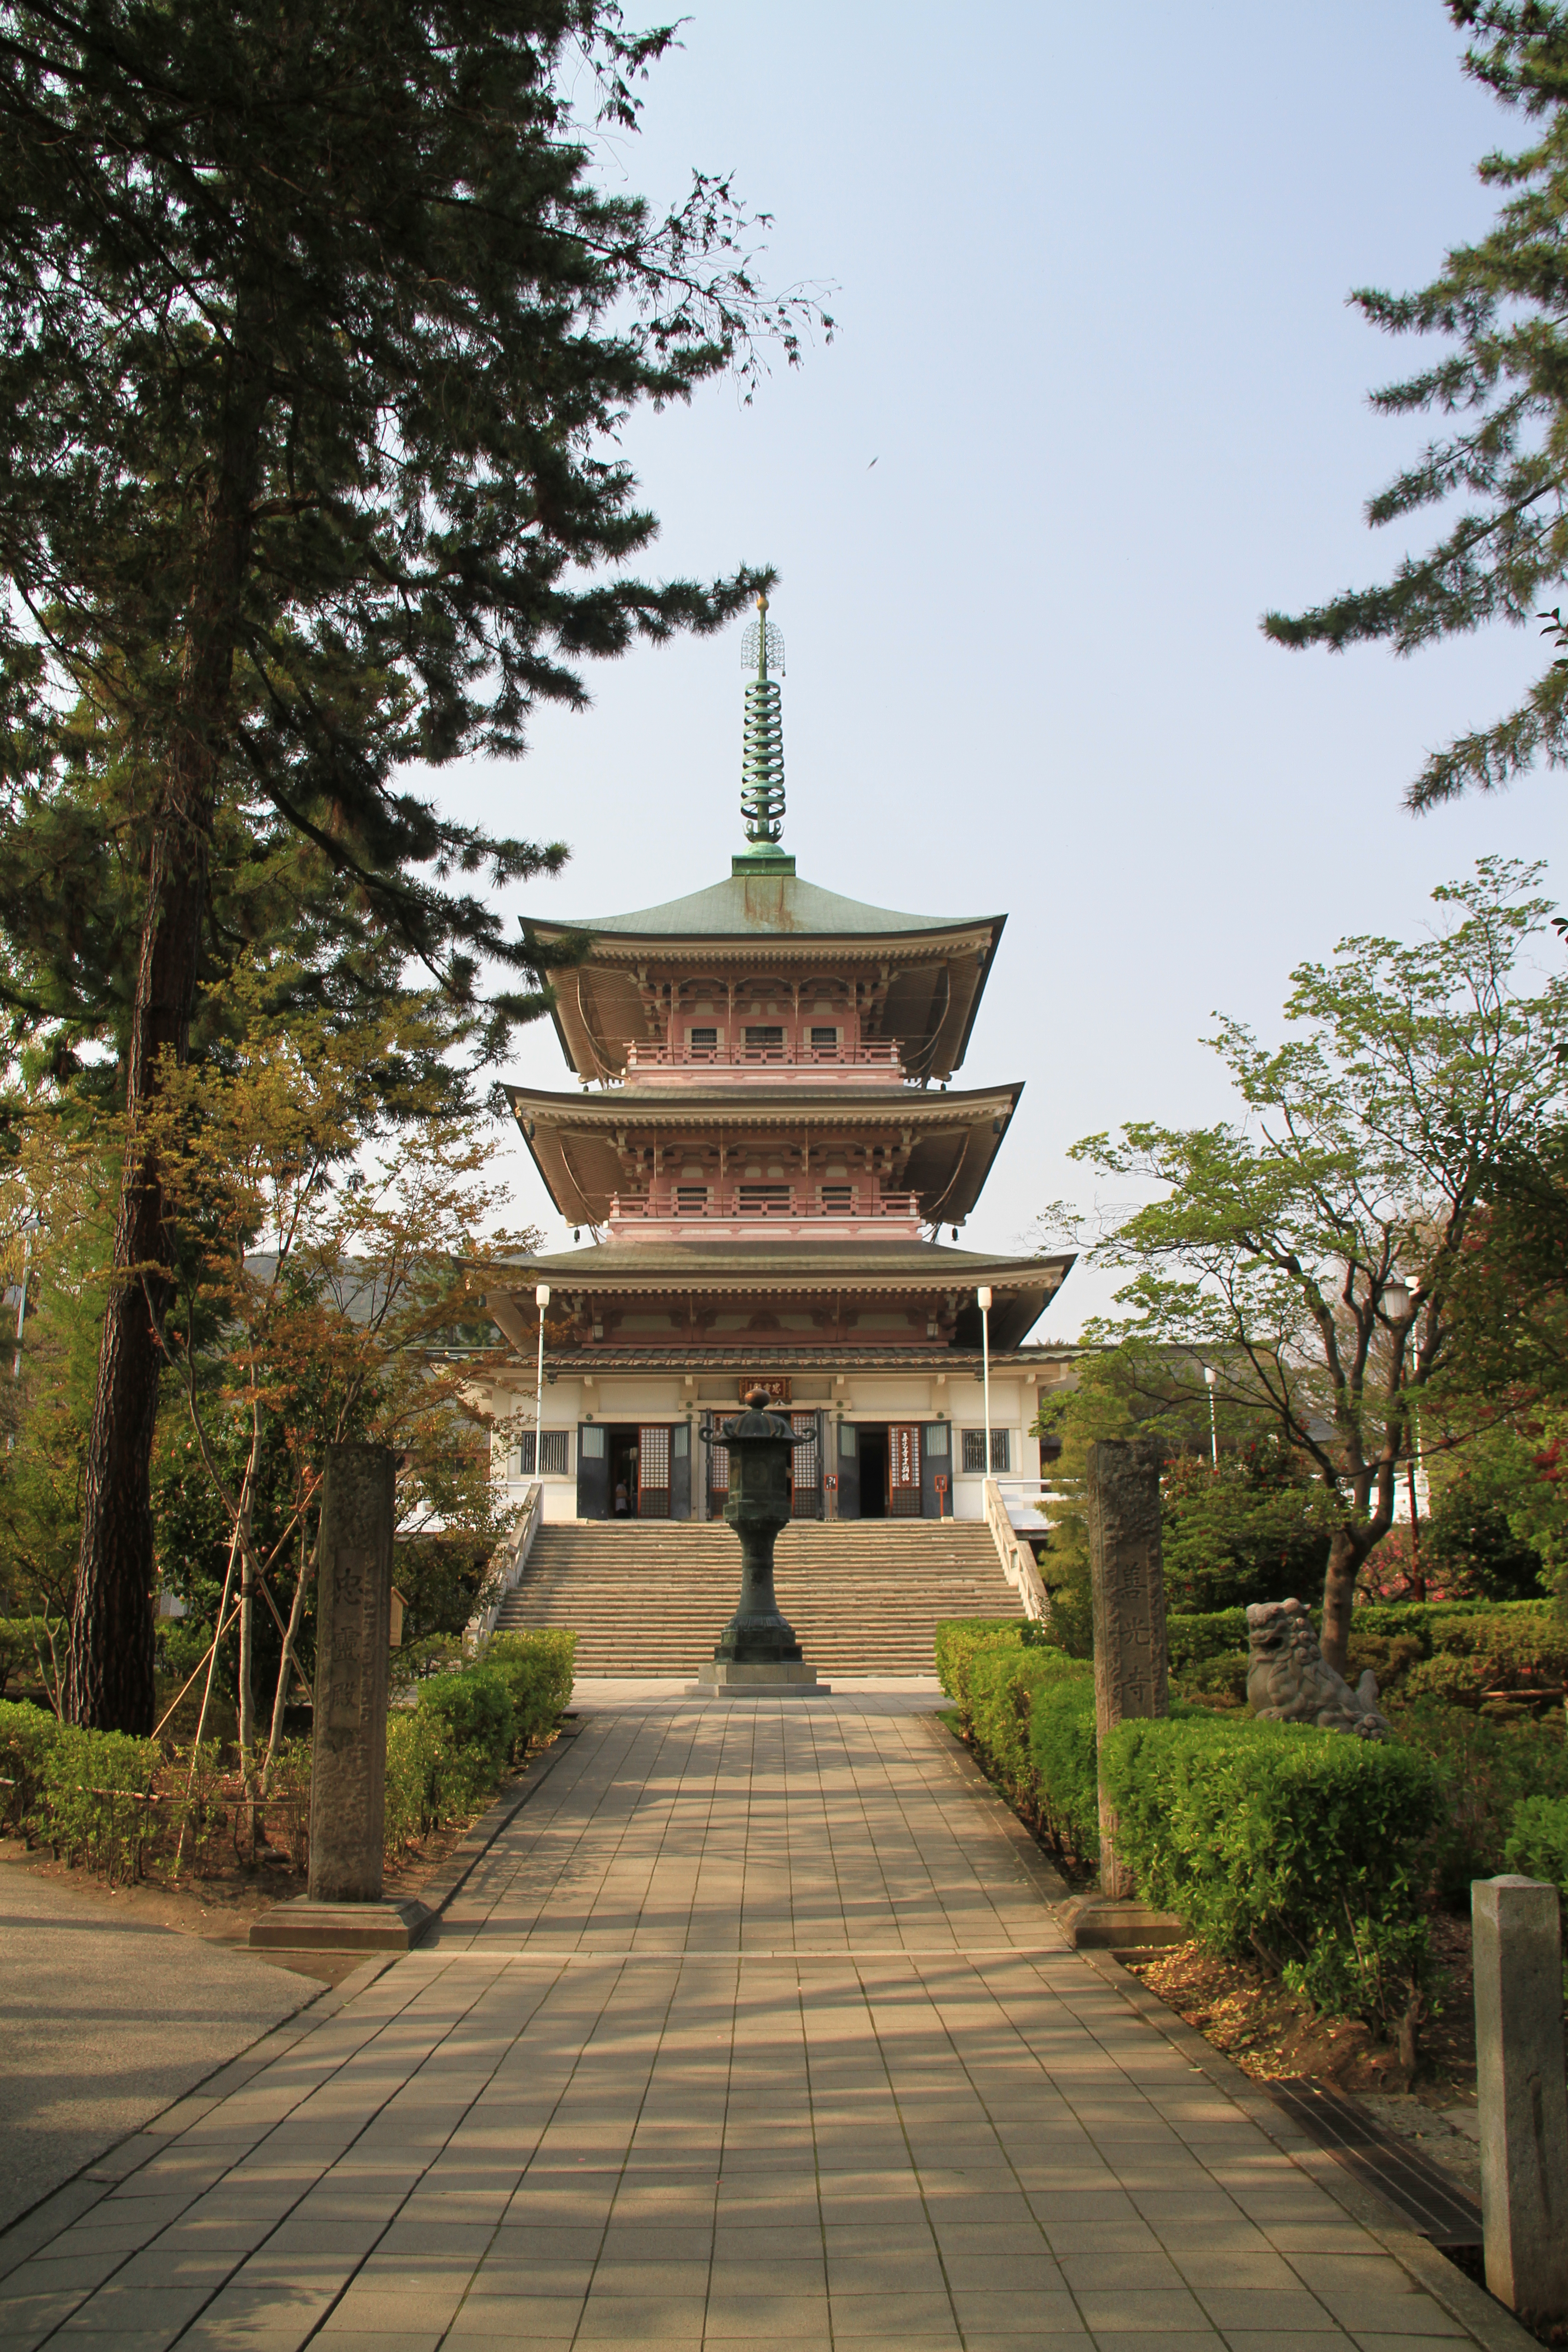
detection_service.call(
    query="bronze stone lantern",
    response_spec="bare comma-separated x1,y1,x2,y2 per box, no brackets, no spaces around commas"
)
696,1387,823,1695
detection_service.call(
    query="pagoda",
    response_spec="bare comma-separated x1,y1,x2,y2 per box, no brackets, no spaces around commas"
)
480,600,1075,1523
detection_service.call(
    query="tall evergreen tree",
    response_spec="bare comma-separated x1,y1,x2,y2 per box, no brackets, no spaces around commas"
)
1266,1,1568,808
0,0,821,1729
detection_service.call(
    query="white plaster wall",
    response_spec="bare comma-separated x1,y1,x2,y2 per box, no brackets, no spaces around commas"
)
489,1366,1049,1522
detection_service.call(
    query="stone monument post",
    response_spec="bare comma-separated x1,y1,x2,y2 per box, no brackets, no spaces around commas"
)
250,1440,431,1953
1087,1436,1168,1903
309,1443,395,1900
1473,1874,1568,2319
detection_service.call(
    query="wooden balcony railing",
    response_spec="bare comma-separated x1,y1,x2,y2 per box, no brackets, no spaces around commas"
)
608,1186,921,1222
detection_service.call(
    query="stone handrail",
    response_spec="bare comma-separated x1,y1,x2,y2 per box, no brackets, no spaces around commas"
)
469,1480,544,1645
982,1476,1050,1622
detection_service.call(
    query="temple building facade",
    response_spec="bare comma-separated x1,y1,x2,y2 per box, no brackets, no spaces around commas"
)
478,601,1076,1522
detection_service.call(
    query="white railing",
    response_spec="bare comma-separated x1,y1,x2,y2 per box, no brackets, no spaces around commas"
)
468,1480,544,1645
983,1477,1050,1622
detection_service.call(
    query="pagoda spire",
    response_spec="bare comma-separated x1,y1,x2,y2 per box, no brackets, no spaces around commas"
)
739,592,786,848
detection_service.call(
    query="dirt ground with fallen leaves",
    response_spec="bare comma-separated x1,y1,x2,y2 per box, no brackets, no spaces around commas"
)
1122,1911,1484,2197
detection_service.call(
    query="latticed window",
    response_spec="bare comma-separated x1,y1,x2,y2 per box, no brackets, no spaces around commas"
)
708,1438,730,1493
819,1185,852,1213
688,1026,719,1051
675,1186,708,1215
743,1025,784,1051
516,1430,569,1476
961,1429,1010,1475
809,1026,839,1049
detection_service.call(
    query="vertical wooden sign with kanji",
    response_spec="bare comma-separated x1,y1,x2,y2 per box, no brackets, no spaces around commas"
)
308,1443,395,1903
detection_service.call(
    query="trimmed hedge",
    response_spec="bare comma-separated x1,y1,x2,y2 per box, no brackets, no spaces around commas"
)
934,1617,1044,1733
0,1634,578,1879
1101,1714,1443,2023
485,1630,576,1749
945,1632,1444,2027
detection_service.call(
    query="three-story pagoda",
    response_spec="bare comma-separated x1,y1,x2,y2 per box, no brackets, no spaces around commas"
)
480,600,1075,1522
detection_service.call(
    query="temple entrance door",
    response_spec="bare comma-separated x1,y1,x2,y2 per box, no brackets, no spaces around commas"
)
576,1423,608,1519
608,1426,639,1519
637,1424,671,1518
834,1420,859,1518
858,1426,888,1518
670,1423,691,1520
790,1413,822,1519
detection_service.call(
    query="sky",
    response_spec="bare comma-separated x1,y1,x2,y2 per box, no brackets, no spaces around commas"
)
427,0,1560,1336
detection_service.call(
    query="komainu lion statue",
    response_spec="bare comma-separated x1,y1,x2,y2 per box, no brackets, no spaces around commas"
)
1245,1598,1390,1740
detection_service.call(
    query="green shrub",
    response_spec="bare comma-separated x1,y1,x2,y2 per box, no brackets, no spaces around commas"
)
384,1706,449,1854
1174,1650,1250,1709
1504,1793,1568,1894
1027,1672,1100,1861
1387,1695,1568,1900
37,1724,161,1882
415,1666,514,1809
1165,1610,1249,1670
957,1646,1099,1861
1101,1714,1443,2025
484,1630,576,1753
934,1617,1042,1730
0,1696,59,1834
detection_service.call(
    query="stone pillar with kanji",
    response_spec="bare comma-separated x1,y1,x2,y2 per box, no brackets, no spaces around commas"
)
308,1443,395,1903
1087,1436,1168,1902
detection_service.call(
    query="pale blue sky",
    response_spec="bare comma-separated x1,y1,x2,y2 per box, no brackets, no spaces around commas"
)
431,0,1560,1334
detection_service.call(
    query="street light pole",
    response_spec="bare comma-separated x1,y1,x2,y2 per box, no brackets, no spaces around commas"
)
977,1286,993,1485
1204,1364,1218,1469
534,1284,550,1482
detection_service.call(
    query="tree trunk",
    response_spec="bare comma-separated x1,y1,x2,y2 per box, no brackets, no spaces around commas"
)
67,338,267,1733
1319,1525,1368,1677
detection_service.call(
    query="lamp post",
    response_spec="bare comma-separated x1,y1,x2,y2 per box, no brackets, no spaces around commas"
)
977,1286,993,1485
1204,1364,1218,1469
533,1284,550,1481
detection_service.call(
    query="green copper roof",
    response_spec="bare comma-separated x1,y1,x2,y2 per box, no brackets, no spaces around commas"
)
536,869,991,941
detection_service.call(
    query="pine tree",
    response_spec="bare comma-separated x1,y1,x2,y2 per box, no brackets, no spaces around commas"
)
0,0,822,1729
1265,2,1568,809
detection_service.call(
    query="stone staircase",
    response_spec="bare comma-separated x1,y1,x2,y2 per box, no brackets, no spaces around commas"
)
490,1519,1021,1676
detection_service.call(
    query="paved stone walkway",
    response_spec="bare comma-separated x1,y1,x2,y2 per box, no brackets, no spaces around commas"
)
0,1696,1516,2351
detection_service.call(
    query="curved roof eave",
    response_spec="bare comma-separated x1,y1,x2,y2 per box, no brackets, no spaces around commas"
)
525,869,1004,944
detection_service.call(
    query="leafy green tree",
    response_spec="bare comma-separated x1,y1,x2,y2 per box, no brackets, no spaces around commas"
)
1044,860,1568,1673
0,0,822,1729
1034,1349,1333,1632
1265,1,1568,808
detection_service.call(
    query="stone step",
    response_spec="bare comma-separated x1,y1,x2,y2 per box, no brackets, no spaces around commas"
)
490,1517,1020,1674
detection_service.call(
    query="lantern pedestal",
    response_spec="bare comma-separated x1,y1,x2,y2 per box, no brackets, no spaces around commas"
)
692,1658,828,1699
